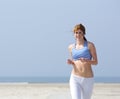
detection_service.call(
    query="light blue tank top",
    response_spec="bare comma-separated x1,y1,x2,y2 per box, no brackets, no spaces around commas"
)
72,41,92,60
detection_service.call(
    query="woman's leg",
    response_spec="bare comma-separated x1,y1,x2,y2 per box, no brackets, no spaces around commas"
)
69,74,82,99
81,78,94,99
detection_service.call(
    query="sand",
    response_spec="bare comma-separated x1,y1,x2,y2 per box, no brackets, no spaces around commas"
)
0,83,120,99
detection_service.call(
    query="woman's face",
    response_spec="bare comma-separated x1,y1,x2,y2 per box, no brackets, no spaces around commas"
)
74,29,84,40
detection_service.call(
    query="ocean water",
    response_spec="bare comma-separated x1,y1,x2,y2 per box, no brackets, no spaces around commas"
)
0,77,120,83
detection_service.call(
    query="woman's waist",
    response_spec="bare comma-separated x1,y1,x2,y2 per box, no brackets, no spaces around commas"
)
72,68,93,78
71,73,94,79
74,61,92,69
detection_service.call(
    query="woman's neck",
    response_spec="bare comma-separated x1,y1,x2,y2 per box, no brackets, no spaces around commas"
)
76,39,84,45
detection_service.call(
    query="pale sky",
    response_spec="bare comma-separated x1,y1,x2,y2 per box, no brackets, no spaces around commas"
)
0,0,120,77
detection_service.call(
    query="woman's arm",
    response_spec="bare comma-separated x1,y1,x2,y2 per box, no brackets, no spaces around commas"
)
88,42,98,65
80,42,98,65
67,44,75,66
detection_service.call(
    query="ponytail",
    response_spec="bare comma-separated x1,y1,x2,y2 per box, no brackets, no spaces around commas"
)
84,36,87,41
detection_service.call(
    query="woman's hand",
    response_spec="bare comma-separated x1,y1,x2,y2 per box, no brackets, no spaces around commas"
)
67,59,74,65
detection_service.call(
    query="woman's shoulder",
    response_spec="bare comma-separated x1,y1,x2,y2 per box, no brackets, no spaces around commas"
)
87,41,94,45
87,41,96,49
68,43,74,51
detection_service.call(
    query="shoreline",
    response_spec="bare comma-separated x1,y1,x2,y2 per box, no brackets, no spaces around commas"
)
0,81,120,84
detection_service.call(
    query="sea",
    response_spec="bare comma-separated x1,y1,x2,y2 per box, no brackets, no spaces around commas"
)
0,77,120,83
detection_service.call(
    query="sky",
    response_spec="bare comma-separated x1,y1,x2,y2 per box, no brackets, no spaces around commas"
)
0,0,120,77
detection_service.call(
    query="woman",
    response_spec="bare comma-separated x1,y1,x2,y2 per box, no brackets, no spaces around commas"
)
67,23,98,99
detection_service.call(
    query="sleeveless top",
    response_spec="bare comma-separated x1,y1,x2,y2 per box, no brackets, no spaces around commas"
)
72,41,92,60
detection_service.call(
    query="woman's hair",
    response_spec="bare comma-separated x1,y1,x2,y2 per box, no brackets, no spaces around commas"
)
73,24,87,41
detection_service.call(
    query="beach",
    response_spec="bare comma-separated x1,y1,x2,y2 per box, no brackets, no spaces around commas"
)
0,83,120,99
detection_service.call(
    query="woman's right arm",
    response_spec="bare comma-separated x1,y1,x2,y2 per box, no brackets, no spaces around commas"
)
67,44,75,66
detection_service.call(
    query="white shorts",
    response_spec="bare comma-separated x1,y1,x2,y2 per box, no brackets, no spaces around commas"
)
69,74,94,99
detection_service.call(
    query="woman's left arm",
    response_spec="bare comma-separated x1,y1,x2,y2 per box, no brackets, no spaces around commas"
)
88,42,98,65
